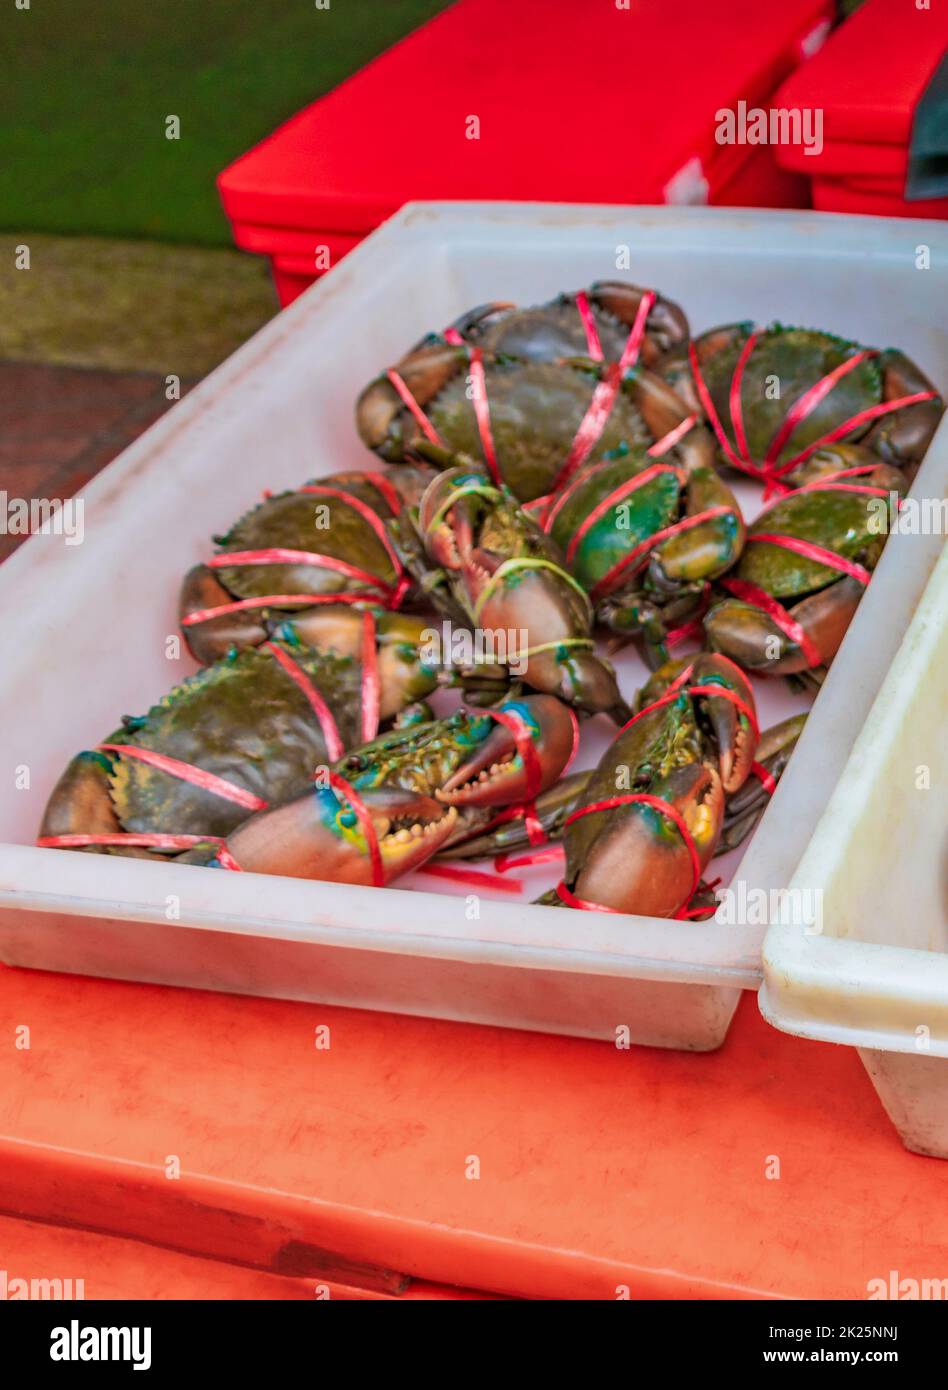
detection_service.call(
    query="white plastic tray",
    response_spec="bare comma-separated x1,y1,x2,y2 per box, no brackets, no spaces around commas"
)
0,202,945,1048
761,543,948,1156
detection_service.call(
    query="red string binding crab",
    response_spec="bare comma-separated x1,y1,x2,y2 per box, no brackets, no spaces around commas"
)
658,321,943,498
355,282,698,505
179,468,434,665
38,630,576,887
538,424,745,668
534,654,760,920
703,446,908,676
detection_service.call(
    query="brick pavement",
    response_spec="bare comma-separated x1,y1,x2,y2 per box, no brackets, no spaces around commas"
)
0,361,191,564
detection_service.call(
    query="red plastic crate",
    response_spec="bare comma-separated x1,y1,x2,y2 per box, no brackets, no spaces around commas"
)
246,144,812,307
0,1214,491,1300
774,0,948,218
776,0,948,148
219,0,829,303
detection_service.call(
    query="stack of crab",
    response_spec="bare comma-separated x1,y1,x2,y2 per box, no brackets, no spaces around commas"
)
40,281,943,922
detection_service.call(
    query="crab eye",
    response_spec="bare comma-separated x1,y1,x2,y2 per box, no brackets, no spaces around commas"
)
345,754,365,770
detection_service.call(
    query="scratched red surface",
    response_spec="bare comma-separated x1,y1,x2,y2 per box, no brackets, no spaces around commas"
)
0,1213,488,1300
1,965,945,1301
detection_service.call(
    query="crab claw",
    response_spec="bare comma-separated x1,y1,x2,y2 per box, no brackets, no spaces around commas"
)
637,655,758,795
38,745,158,861
704,580,863,676
179,564,269,664
416,464,499,571
589,281,690,365
355,342,466,460
445,302,517,342
439,769,590,859
864,348,944,473
437,695,576,809
469,539,628,720
524,644,629,723
648,465,745,587
569,762,724,918
686,653,758,794
717,713,808,855
221,785,457,885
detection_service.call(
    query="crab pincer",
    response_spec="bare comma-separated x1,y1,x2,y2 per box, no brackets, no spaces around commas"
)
217,782,459,885
717,712,808,854
559,761,725,919
635,653,758,796
436,695,579,810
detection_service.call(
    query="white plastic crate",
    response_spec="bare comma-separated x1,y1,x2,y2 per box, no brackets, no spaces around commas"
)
761,543,948,1156
0,202,944,1049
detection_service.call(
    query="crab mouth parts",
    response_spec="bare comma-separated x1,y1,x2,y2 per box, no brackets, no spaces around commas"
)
437,750,520,804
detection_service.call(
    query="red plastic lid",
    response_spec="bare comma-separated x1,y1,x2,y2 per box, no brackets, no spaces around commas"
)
776,0,948,147
219,0,831,235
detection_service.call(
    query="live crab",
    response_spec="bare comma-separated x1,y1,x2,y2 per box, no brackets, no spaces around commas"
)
658,321,943,495
39,638,576,888
356,281,699,504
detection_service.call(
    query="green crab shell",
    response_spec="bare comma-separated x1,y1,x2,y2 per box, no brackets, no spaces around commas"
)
738,489,886,598
428,361,651,503
109,645,363,838
214,481,398,601
463,297,637,364
699,325,882,468
547,454,681,592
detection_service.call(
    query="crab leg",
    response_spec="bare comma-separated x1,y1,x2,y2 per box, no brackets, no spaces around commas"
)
437,769,590,860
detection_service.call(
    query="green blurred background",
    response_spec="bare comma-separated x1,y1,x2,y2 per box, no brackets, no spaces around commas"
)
2,0,446,245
